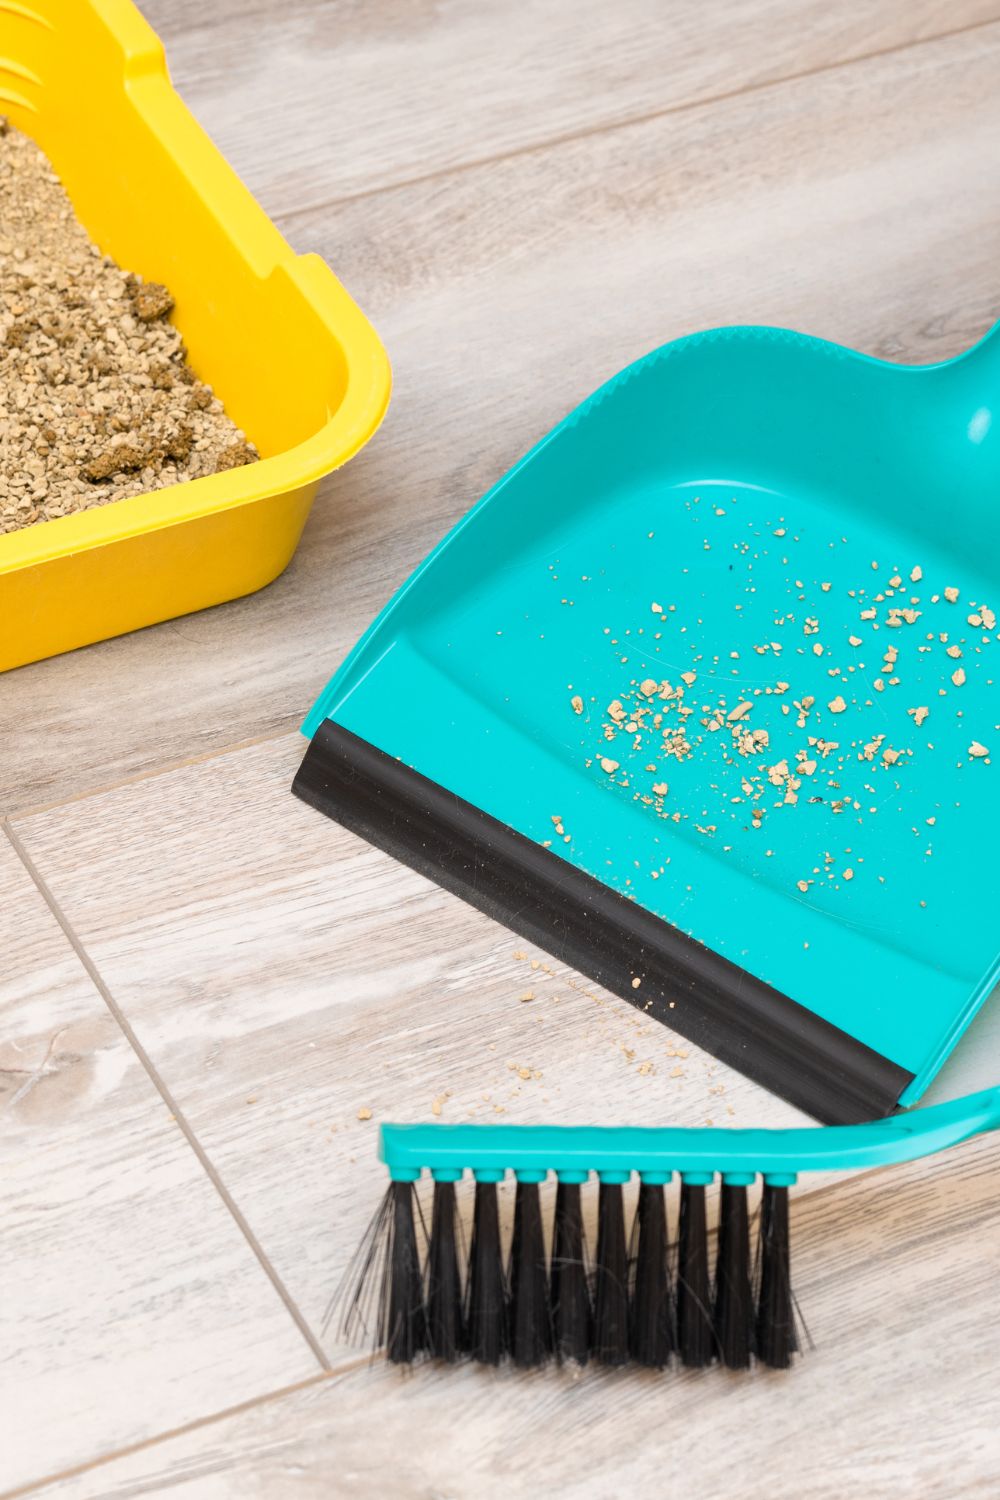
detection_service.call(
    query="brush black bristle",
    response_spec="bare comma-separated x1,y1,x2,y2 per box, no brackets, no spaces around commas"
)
714,1182,753,1369
629,1181,673,1368
426,1180,464,1361
756,1183,796,1369
550,1181,591,1366
329,1182,395,1351
465,1180,508,1365
386,1180,429,1363
509,1181,553,1367
343,1165,806,1375
330,1180,428,1363
593,1182,629,1365
676,1182,714,1368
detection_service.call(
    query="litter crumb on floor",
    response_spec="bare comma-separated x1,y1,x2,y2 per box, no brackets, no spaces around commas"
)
0,121,257,534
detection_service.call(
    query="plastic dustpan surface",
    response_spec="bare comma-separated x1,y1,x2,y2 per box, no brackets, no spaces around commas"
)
295,321,1000,1125
0,0,389,672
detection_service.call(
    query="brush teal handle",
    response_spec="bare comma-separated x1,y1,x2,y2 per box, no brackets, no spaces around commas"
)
380,1086,1000,1184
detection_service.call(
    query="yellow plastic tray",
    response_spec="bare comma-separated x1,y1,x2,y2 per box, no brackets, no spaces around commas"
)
0,0,390,673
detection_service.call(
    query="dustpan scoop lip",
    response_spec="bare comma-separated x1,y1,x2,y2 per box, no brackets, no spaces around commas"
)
293,719,914,1126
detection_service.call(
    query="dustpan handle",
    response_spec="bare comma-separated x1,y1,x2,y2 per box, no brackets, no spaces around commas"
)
379,1085,1000,1182
950,315,1000,406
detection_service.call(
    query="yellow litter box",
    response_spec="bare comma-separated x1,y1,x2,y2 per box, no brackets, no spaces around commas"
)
0,0,390,672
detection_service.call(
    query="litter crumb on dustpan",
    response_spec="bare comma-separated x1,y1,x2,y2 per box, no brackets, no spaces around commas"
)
559,514,993,922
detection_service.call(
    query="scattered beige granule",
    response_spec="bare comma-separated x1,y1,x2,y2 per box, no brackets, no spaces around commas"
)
910,565,923,583
981,606,996,631
519,990,535,1003
944,586,960,603
570,694,584,714
588,541,992,895
600,757,619,774
0,121,257,534
356,1107,372,1121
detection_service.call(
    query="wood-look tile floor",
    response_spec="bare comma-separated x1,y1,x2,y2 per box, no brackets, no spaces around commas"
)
2,3,999,1495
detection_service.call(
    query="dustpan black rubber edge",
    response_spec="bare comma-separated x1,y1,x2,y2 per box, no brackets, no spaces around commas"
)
293,720,913,1125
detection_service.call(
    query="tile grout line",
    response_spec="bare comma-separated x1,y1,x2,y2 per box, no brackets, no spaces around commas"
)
0,1374,334,1500
3,1347,404,1500
1,818,334,1376
274,12,1000,222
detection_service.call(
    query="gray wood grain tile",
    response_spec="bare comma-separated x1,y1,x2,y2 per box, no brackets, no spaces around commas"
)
139,0,1000,211
22,1131,1000,1500
3,25,1000,814
0,833,321,1496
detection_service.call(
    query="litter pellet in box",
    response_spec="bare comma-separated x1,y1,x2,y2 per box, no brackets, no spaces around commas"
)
0,121,256,535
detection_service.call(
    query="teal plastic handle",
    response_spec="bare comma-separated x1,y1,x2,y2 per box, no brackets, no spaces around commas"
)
380,1086,1000,1185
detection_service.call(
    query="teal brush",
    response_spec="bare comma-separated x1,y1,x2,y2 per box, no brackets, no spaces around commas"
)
335,1086,1000,1373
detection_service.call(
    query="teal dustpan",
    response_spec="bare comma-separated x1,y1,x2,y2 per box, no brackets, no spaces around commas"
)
294,321,1000,1125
